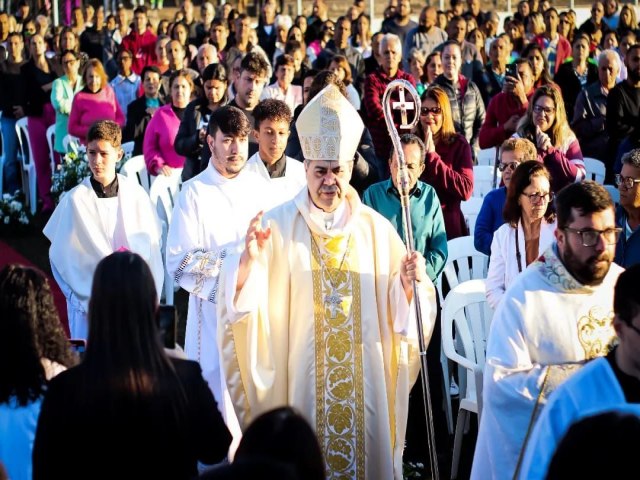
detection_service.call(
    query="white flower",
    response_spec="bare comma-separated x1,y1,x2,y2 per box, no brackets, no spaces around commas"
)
2,194,10,201
9,200,22,213
4,216,9,224
19,213,28,224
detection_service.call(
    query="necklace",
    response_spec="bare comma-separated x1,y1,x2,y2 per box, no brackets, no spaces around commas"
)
311,233,353,319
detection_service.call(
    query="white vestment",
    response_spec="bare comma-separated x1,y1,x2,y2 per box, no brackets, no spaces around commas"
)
165,163,272,448
218,187,438,480
43,175,164,339
519,355,633,480
471,243,623,480
244,152,306,207
486,219,557,310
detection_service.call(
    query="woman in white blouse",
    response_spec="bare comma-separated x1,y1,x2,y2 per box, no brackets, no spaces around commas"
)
486,161,557,309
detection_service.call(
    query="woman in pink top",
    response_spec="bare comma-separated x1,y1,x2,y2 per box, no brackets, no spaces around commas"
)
143,70,193,176
68,59,125,143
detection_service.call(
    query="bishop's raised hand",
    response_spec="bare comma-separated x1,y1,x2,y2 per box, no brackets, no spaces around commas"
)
244,211,271,262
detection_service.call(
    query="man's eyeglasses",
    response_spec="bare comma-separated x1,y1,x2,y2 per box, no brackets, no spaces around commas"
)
420,106,442,116
521,191,552,203
615,174,640,189
533,105,554,115
498,161,520,172
562,227,622,247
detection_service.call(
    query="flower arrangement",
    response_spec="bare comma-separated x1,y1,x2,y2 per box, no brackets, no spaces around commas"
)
51,142,91,205
0,190,33,234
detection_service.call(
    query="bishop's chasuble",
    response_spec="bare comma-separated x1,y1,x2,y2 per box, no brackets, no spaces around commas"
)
218,186,437,480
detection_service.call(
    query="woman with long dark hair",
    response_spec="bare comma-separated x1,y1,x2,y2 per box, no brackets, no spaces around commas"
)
416,86,474,239
0,265,76,480
33,252,232,479
485,161,556,309
521,43,555,89
554,34,598,117
515,84,585,192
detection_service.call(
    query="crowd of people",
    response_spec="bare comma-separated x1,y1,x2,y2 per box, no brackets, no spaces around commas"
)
2,0,640,478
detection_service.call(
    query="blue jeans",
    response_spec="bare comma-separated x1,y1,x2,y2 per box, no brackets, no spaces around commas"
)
1,116,21,195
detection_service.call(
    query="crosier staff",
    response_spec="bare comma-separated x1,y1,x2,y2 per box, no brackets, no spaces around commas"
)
382,79,439,480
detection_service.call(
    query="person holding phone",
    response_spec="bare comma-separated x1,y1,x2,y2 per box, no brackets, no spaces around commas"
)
514,84,586,193
33,252,232,479
479,58,535,149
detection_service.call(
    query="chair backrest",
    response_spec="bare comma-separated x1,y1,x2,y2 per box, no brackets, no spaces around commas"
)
120,155,152,193
121,141,134,161
441,279,493,417
46,125,56,172
477,147,497,166
436,235,489,305
460,197,484,235
472,165,502,198
15,117,32,167
583,157,606,183
149,169,183,227
603,184,620,206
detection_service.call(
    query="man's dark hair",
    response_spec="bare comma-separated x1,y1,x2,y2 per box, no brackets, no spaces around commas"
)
141,65,161,82
133,5,147,15
87,120,122,148
555,181,613,228
513,57,533,73
252,99,291,130
202,62,227,83
441,39,461,52
614,264,640,325
303,68,319,82
240,51,269,78
210,18,227,30
274,53,295,70
389,134,426,165
208,105,251,137
307,71,347,102
284,39,303,54
627,43,640,58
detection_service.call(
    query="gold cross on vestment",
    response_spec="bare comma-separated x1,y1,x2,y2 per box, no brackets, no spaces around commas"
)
391,86,415,129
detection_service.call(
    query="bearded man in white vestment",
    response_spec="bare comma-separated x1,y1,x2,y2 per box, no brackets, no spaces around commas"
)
43,120,164,340
244,98,306,205
518,263,640,480
472,181,625,480
217,84,438,480
166,106,280,447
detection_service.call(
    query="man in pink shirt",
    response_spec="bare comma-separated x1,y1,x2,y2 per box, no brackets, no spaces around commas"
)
121,6,157,75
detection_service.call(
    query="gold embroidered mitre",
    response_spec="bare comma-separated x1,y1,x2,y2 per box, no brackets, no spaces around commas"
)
296,84,364,162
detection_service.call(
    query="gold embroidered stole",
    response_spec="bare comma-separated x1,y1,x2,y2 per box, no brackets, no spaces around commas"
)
311,232,365,480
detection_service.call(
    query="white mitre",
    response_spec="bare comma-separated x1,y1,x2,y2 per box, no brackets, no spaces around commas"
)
296,84,364,162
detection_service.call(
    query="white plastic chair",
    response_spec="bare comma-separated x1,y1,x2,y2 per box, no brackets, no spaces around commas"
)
461,197,484,235
149,170,183,305
15,117,37,214
476,147,497,166
120,155,153,193
436,235,489,435
583,157,606,183
121,141,134,161
604,184,620,206
46,125,56,175
472,165,502,198
441,279,494,480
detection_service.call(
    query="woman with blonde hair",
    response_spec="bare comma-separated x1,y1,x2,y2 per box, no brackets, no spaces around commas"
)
515,85,585,192
526,12,545,41
558,11,577,44
68,59,125,143
352,13,373,58
416,85,474,239
617,4,638,35
486,161,556,309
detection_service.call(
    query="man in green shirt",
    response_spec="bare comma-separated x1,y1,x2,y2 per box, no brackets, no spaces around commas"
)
363,133,448,282
362,132,449,475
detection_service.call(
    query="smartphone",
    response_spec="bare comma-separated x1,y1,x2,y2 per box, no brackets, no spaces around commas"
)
69,339,86,359
157,304,177,349
506,63,518,79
